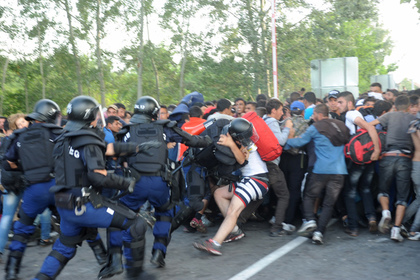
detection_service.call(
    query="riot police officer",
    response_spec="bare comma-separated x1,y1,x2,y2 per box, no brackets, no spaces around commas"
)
33,96,149,280
3,99,63,280
101,96,211,273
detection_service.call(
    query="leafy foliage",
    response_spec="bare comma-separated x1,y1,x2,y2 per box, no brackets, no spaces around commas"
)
0,0,400,116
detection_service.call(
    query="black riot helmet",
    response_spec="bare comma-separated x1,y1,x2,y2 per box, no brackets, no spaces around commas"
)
64,96,102,131
26,99,60,124
133,96,160,119
228,118,258,147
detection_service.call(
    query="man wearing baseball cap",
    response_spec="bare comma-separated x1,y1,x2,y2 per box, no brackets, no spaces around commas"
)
326,90,342,120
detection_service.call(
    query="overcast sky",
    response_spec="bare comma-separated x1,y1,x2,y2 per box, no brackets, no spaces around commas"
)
3,0,418,85
379,0,420,83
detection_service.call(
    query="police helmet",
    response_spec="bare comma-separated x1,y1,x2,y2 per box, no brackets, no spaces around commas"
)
228,118,256,147
64,96,101,131
133,96,160,119
26,99,60,124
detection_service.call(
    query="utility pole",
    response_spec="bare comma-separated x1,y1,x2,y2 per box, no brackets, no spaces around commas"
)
271,0,278,98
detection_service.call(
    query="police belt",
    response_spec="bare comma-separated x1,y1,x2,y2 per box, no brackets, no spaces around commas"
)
130,165,173,184
54,188,136,219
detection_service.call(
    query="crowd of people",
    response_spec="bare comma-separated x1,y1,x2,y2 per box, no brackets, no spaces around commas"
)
0,82,419,279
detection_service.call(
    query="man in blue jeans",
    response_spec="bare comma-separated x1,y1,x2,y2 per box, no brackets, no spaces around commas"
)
336,91,381,237
286,104,350,244
369,95,416,241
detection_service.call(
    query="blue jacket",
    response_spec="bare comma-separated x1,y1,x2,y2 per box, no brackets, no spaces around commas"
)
285,125,347,175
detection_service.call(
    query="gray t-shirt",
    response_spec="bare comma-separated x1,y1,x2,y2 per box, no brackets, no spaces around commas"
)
378,111,416,153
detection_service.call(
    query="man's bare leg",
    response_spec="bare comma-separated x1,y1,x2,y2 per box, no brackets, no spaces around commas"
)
212,195,246,244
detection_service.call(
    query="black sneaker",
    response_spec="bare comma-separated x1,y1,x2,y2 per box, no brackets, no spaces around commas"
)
38,239,54,247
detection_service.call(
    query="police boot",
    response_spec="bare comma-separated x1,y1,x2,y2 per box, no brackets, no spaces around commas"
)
98,248,123,279
150,249,165,268
88,239,107,265
5,253,22,280
171,203,194,233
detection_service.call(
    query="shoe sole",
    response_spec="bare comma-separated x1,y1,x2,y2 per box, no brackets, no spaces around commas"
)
223,233,245,243
150,259,165,267
378,217,391,233
408,236,420,241
312,238,323,245
98,268,124,279
270,231,287,237
193,242,222,256
391,237,403,242
297,225,317,238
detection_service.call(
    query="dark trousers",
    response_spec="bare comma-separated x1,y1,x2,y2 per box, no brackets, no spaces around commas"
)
279,152,308,224
267,162,289,230
344,162,376,230
303,174,345,234
378,156,412,206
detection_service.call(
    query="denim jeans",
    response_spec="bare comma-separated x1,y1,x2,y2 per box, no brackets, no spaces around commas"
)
303,174,345,234
344,162,376,230
378,156,412,206
406,161,420,232
0,191,22,254
34,208,52,240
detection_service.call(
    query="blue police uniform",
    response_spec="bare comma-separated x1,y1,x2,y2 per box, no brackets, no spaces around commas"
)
4,122,62,280
32,96,147,280
33,126,147,280
119,124,183,262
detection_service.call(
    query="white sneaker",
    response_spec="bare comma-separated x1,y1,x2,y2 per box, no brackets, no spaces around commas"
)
282,222,296,233
297,220,317,237
408,232,420,241
269,216,276,225
312,231,323,245
201,215,214,227
378,210,392,233
390,227,404,242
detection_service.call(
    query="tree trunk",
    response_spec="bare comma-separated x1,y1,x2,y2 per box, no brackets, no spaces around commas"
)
179,19,190,100
179,54,187,100
96,0,106,106
1,58,9,115
64,0,83,95
137,0,144,99
23,59,29,113
151,57,161,103
146,15,160,102
259,0,269,96
246,0,261,96
38,24,46,99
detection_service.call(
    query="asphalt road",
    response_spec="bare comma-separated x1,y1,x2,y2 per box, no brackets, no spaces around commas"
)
0,218,419,280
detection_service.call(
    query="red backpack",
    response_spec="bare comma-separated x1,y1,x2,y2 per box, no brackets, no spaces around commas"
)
242,111,283,161
344,129,386,164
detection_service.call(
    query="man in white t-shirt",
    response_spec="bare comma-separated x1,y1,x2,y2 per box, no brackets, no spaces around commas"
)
193,119,269,256
336,91,380,237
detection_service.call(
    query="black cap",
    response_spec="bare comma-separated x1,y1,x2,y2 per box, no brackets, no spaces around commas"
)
328,90,340,99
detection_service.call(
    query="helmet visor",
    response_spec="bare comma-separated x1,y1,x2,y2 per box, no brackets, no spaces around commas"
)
95,105,106,129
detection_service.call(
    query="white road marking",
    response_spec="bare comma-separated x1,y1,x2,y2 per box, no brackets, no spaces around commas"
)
229,219,338,280
228,237,307,280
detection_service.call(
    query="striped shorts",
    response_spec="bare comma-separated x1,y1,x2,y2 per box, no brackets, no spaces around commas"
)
233,177,269,206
